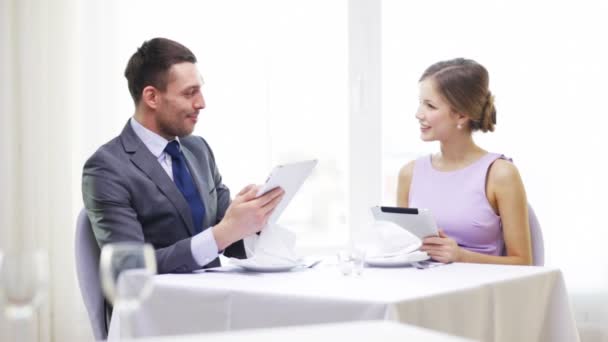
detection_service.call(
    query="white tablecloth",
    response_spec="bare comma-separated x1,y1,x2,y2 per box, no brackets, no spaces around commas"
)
110,262,579,342
127,320,474,342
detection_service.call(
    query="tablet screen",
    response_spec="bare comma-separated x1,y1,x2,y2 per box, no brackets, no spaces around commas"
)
257,159,318,223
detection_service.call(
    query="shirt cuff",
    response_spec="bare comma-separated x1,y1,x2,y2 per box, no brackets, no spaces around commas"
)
190,227,220,267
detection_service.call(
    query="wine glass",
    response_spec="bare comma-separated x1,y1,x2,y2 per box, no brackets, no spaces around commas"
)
99,242,156,339
0,250,49,341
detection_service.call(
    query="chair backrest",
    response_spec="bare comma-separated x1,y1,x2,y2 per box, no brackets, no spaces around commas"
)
75,209,107,341
502,204,544,266
528,204,545,266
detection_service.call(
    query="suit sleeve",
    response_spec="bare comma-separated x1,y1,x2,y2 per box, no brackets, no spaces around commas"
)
82,153,201,274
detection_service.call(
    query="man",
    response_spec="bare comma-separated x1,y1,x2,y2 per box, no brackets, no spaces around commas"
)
82,37,283,274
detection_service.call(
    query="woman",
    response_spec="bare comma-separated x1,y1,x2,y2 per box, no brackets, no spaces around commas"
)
397,58,532,265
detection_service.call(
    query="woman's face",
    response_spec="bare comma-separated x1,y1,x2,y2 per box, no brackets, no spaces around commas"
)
415,78,461,142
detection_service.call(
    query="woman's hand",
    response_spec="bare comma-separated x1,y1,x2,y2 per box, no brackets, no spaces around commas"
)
420,229,463,263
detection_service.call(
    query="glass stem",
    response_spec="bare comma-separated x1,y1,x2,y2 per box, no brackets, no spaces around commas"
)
9,314,32,342
117,302,136,340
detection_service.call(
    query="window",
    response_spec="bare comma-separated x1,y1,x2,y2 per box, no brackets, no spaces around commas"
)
381,0,608,292
81,0,349,250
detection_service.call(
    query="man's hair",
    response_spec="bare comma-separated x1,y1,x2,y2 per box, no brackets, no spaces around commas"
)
124,37,197,104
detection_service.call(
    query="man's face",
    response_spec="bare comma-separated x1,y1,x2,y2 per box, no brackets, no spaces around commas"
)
155,62,205,138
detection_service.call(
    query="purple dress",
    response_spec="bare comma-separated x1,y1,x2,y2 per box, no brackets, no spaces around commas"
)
409,153,508,256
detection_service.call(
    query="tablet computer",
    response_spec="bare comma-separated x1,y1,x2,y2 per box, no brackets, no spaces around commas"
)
256,159,318,223
370,206,439,239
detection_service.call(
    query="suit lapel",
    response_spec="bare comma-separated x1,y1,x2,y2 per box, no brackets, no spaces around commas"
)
120,122,196,236
181,146,217,228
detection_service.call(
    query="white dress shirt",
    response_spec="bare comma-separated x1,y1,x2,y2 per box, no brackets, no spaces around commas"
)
130,117,219,267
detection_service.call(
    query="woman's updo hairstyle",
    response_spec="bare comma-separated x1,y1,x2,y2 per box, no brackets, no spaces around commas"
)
419,58,496,133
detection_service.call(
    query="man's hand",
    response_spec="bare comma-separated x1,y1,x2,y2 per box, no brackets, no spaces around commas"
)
212,184,284,250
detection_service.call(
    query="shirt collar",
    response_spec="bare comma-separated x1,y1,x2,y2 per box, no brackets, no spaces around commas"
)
130,117,180,157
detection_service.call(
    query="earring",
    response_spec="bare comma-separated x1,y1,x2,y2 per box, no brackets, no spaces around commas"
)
457,124,463,129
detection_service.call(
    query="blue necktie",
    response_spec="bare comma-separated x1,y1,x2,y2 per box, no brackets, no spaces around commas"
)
164,141,205,234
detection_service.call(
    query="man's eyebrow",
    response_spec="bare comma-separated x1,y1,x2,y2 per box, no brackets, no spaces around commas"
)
181,84,200,93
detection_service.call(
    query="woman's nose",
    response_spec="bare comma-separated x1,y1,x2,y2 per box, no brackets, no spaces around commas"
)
415,107,424,120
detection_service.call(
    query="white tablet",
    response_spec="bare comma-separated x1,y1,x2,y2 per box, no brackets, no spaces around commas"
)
370,206,439,239
256,159,318,223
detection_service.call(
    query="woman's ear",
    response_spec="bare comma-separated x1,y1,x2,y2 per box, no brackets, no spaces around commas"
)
141,86,160,110
452,111,469,129
457,116,470,129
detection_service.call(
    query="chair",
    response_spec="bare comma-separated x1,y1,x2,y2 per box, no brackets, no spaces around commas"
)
528,204,545,266
75,209,107,341
502,204,544,266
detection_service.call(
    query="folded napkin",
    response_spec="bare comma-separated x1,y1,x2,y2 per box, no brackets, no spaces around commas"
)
239,223,299,266
364,220,423,258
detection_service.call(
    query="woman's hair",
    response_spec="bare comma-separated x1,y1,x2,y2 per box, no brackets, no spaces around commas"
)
419,58,496,133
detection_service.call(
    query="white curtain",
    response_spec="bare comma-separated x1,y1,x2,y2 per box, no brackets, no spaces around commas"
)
0,0,90,340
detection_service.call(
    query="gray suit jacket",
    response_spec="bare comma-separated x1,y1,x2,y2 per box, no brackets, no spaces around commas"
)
82,121,245,273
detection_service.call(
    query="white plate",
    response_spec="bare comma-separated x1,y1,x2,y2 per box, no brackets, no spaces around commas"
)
365,251,430,267
230,258,300,272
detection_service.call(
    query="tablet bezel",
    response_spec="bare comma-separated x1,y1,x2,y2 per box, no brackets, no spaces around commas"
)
370,206,439,239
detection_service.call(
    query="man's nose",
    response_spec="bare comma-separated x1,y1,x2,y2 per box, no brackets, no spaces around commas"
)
194,93,205,110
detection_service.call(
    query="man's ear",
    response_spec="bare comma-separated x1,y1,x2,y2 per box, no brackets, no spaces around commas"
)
141,86,160,110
